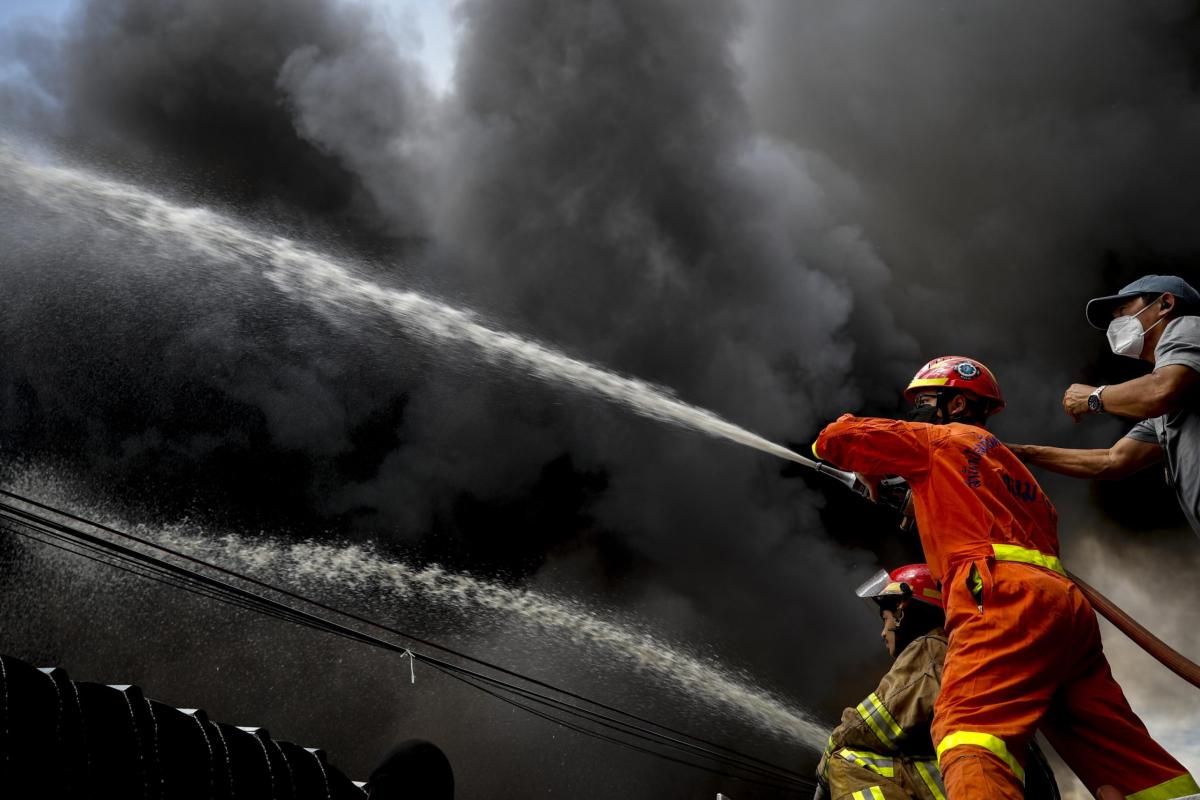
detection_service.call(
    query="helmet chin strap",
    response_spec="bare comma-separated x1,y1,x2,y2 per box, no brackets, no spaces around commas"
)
936,392,976,424
936,394,952,424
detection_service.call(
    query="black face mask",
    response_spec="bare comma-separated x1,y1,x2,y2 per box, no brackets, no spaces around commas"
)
907,404,942,424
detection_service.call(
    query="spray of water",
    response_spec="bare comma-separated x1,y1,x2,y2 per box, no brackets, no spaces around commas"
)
0,144,834,748
143,527,829,750
1,467,829,750
0,143,812,468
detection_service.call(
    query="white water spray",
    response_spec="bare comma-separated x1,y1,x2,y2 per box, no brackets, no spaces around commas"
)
149,527,828,750
3,467,829,750
0,146,834,748
0,143,811,468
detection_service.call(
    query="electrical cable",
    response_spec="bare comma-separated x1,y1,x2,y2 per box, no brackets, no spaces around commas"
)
422,655,809,786
436,665,808,794
0,487,807,778
0,489,816,784
0,502,813,791
0,490,815,792
6,509,808,788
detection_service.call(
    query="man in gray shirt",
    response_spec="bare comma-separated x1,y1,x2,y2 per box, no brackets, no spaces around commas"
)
1009,275,1200,534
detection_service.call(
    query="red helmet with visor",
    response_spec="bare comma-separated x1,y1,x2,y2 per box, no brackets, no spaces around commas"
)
855,563,943,610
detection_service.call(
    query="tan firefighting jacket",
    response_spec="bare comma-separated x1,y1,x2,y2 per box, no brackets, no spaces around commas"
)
818,630,948,800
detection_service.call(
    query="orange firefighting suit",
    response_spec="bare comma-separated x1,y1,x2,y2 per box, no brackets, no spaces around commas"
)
814,416,1198,800
819,630,949,800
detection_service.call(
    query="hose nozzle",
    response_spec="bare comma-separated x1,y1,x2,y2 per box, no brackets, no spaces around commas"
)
814,463,872,499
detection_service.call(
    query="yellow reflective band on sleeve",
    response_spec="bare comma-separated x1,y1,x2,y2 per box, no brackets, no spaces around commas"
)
991,544,1066,576
922,587,942,601
824,733,835,758
852,787,887,800
857,703,892,746
908,378,950,389
856,693,905,747
937,731,1024,783
914,760,947,800
836,748,895,778
1126,774,1200,800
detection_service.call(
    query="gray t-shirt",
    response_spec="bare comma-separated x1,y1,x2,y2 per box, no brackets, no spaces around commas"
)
1125,316,1200,534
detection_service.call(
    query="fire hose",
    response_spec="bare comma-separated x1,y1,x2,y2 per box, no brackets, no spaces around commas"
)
1067,571,1200,690
791,450,1200,690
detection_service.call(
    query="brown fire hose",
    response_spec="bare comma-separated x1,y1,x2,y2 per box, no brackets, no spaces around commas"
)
1068,570,1200,690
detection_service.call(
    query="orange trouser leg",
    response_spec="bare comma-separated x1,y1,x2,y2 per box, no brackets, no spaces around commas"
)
940,748,1022,800
934,561,1196,800
932,562,1081,799
1040,630,1197,798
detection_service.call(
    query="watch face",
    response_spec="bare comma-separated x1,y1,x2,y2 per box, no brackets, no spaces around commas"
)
1088,394,1101,411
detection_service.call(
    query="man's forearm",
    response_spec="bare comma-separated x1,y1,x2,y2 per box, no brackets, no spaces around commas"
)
1008,444,1115,478
1067,366,1199,420
1097,374,1173,419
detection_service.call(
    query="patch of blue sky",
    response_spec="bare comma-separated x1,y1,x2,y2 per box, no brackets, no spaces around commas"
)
0,0,458,95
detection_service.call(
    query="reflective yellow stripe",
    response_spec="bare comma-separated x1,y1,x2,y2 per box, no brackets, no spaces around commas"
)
1126,774,1200,800
937,731,1025,783
991,543,1066,576
852,787,887,800
836,748,895,778
856,693,904,746
812,440,823,460
857,702,892,746
867,693,904,738
922,587,942,601
909,378,950,389
914,760,947,800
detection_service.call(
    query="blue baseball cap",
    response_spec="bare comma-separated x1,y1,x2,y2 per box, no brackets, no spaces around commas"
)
1085,275,1200,329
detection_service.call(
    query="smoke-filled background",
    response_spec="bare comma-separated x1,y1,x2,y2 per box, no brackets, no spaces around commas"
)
1,0,1198,797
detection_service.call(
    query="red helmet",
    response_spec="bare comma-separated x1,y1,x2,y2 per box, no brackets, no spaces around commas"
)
903,356,1005,415
855,563,943,609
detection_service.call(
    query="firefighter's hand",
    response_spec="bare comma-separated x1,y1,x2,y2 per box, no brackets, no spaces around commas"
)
1062,383,1095,422
854,472,884,503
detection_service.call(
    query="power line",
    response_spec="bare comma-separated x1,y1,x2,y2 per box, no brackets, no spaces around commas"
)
7,513,804,789
0,497,812,791
0,489,815,793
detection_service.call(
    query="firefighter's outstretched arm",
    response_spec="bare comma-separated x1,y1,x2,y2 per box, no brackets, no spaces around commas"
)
814,415,935,481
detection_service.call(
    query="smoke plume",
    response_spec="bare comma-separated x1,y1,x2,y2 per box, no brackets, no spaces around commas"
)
1,0,1198,795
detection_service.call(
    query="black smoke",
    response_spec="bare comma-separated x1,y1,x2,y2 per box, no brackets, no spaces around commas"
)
1,0,1199,796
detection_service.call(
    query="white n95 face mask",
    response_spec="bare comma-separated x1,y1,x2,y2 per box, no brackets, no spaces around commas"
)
1107,296,1166,358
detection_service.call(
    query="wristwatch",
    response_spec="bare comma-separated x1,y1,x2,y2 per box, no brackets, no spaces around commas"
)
1087,385,1107,413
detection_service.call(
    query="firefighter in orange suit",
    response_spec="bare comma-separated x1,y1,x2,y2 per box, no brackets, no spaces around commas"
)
813,357,1197,800
818,564,950,800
